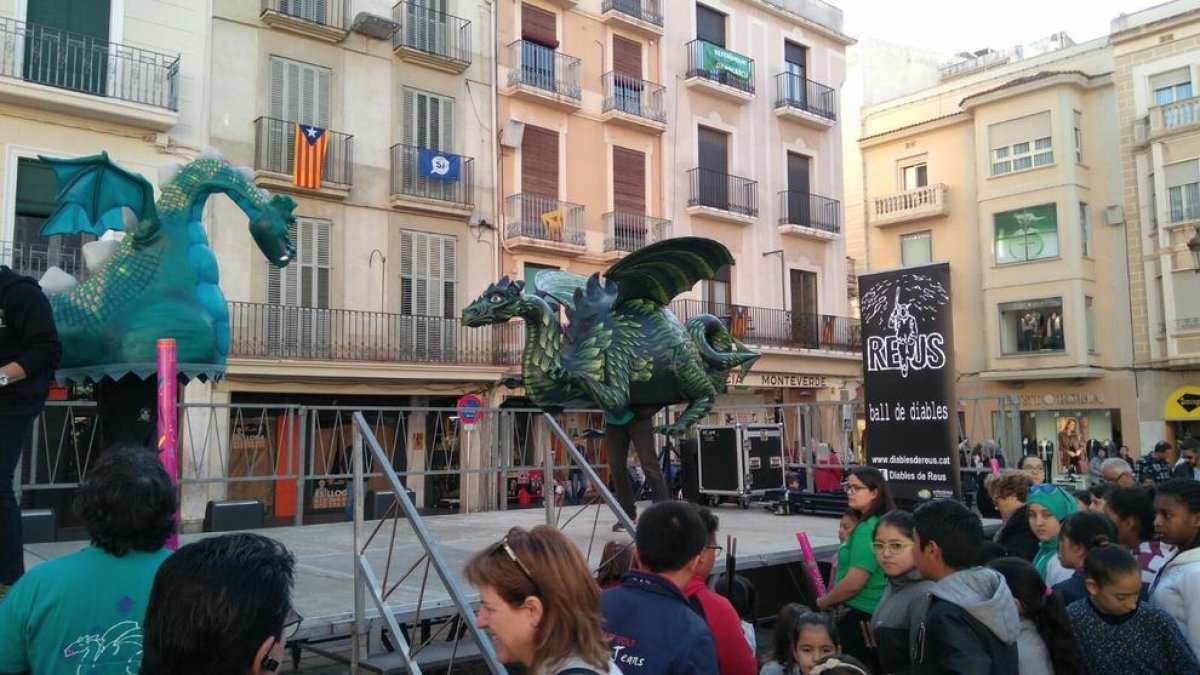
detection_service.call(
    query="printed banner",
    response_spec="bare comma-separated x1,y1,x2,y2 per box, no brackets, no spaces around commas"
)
858,263,959,502
701,42,752,82
418,148,462,181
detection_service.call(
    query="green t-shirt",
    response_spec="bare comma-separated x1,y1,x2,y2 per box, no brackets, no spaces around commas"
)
834,515,887,614
0,545,170,675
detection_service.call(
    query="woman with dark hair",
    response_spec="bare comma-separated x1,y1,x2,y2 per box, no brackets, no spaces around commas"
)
815,467,893,670
988,557,1084,675
868,510,932,675
1104,487,1176,596
464,526,620,675
595,539,635,590
985,469,1039,561
1054,510,1117,605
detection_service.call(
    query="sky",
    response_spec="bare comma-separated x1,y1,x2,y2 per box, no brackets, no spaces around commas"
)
842,0,1170,56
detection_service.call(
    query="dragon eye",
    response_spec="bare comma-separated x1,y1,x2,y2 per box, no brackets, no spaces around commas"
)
490,294,504,303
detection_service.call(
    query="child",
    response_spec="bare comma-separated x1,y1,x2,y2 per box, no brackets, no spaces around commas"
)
714,573,758,654
1068,544,1198,674
1149,478,1200,658
868,510,932,675
595,539,635,590
1054,510,1117,605
828,509,861,588
1105,486,1176,596
810,654,873,675
1027,485,1078,585
1088,483,1116,513
760,609,840,675
989,557,1084,675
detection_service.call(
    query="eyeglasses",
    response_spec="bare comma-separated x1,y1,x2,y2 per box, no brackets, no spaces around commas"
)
492,535,542,596
842,481,868,494
283,607,303,641
1023,466,1046,474
706,544,724,556
872,541,914,556
1028,484,1059,495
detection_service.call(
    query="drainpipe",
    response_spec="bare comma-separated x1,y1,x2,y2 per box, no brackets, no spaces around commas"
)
489,0,501,282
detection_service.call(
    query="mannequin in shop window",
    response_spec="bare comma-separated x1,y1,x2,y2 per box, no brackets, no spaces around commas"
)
1049,312,1064,349
1058,418,1086,476
1020,312,1035,352
1033,312,1046,350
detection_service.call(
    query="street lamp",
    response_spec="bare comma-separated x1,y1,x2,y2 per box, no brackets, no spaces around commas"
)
369,248,387,309
1188,226,1200,273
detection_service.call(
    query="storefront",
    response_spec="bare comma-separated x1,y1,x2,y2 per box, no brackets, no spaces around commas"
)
1164,385,1200,449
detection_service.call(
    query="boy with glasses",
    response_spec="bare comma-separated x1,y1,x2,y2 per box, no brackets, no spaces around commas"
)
682,507,756,675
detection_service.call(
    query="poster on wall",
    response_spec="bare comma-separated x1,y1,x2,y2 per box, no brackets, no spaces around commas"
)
859,263,959,502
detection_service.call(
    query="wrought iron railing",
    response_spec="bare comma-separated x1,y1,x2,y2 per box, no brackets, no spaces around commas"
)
774,73,836,120
601,0,664,27
687,167,758,218
778,191,841,234
671,299,861,352
685,39,755,95
506,40,581,100
603,212,671,252
391,2,472,67
227,302,524,365
254,116,354,187
602,71,666,123
0,239,88,280
390,143,474,207
0,16,179,110
504,194,586,246
261,0,349,30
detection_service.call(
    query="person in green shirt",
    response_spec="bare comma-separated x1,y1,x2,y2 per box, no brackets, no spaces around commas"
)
0,444,177,675
816,466,894,671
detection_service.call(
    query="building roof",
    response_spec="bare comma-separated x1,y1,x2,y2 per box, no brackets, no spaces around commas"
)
959,70,1095,106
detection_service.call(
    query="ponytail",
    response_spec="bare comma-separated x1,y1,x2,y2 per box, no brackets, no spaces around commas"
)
988,557,1084,675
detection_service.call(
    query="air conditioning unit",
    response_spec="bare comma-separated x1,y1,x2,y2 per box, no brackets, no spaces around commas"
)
500,120,525,149
1104,205,1125,226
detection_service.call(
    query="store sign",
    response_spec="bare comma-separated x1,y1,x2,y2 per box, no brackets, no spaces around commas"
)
1164,386,1200,420
859,263,959,502
728,372,829,388
701,42,752,82
1018,393,1106,408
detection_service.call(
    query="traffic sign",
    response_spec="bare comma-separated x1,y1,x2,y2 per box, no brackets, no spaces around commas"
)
456,394,484,430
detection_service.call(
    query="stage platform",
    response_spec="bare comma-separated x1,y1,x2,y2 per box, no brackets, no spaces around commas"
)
24,502,845,645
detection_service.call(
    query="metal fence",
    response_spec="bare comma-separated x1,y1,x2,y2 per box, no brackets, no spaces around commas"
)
390,143,475,208
603,212,671,253
687,167,759,218
602,71,666,123
670,299,861,352
506,40,581,100
262,0,350,30
254,116,354,188
0,239,88,280
391,1,472,68
685,39,755,95
602,0,664,26
778,190,841,233
504,193,587,246
774,73,837,120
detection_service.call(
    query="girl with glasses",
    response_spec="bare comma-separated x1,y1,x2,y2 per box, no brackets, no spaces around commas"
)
868,510,932,675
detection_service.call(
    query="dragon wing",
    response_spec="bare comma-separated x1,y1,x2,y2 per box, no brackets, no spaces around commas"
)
606,236,734,307
534,269,589,311
38,152,153,237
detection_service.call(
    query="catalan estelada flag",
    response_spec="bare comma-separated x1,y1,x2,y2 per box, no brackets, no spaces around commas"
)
293,123,327,189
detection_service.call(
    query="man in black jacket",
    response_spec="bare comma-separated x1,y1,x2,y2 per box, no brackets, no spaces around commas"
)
911,499,1020,675
0,265,62,594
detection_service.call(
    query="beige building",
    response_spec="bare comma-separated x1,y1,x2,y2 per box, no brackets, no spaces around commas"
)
856,35,1141,462
1113,0,1200,452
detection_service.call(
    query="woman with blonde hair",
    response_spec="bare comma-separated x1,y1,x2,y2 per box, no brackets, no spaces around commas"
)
465,525,621,675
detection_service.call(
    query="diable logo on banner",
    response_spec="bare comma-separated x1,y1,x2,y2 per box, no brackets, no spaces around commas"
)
859,263,959,502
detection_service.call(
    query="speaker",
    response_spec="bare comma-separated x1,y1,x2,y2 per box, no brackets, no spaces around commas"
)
501,120,525,149
22,509,56,544
203,499,264,532
367,489,418,519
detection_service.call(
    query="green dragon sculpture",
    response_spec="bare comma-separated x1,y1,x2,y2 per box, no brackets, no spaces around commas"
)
38,151,296,382
462,237,759,435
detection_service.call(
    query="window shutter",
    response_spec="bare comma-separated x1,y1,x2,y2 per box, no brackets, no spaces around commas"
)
696,4,726,46
400,229,414,315
439,96,454,151
284,60,301,124
613,36,642,77
521,125,559,198
522,3,558,48
988,112,1052,150
442,236,456,318
316,66,331,128
403,88,416,146
1151,68,1191,91
269,57,286,120
785,41,807,68
1165,159,1200,188
612,147,646,214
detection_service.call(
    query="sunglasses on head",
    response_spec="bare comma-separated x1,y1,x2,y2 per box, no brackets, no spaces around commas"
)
1028,484,1059,495
492,535,542,596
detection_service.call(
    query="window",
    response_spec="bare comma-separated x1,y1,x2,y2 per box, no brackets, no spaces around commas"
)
24,0,111,96
268,218,332,356
9,157,90,279
277,0,329,24
993,203,1059,264
268,56,332,175
702,264,731,313
1074,111,1083,164
1079,203,1091,257
901,162,928,191
783,41,807,105
998,298,1065,354
1152,68,1193,105
900,231,933,267
1165,159,1200,223
696,4,726,46
524,262,558,293
401,88,458,201
988,112,1053,176
400,230,457,357
790,269,818,347
1085,297,1096,353
401,0,449,56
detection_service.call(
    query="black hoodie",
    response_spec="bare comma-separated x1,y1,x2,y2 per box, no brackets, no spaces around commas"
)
0,266,62,415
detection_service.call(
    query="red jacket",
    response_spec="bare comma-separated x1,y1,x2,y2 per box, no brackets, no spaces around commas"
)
682,575,757,675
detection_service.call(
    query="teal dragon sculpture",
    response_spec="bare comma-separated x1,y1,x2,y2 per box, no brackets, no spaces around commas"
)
38,151,296,381
462,237,759,436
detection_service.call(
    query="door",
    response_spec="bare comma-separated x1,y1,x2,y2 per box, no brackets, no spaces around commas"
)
24,0,110,97
784,41,807,106
520,125,560,237
406,0,447,55
268,57,332,177
612,147,647,250
696,4,725,46
697,126,729,210
787,152,811,226
612,36,643,115
400,231,457,360
790,270,818,347
402,88,455,201
521,4,558,90
268,219,332,358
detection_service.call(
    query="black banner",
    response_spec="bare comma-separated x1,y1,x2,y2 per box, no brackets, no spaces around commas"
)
859,263,959,502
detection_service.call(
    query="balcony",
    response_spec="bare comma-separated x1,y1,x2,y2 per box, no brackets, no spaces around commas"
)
1,239,88,281
774,73,837,128
600,0,664,36
392,2,472,74
253,116,354,199
504,40,581,110
260,0,349,42
869,184,949,227
603,212,672,259
1143,96,1200,144
671,299,861,353
504,194,586,255
389,144,474,217
686,168,758,224
0,17,179,130
227,302,524,367
601,71,666,133
684,39,755,103
777,191,841,240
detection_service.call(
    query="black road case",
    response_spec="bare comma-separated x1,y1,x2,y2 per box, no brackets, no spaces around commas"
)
697,424,785,507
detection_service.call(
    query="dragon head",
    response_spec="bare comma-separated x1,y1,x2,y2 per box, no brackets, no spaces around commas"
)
252,194,298,268
462,276,526,327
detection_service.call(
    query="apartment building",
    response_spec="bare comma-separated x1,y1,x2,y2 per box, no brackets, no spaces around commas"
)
660,0,860,414
856,35,1140,459
1113,0,1200,451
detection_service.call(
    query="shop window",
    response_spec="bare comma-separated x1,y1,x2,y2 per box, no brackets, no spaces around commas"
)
993,203,1059,264
999,298,1065,354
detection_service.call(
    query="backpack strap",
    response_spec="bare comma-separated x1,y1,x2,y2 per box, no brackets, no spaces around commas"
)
687,593,707,620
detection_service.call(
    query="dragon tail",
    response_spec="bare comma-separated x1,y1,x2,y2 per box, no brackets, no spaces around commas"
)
686,315,760,375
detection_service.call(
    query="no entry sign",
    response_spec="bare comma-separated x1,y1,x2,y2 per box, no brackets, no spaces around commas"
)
456,394,484,430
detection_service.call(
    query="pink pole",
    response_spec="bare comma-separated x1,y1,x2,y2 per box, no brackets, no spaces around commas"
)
156,338,180,551
795,531,827,596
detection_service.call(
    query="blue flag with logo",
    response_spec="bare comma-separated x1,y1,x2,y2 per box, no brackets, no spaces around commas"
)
418,148,461,181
